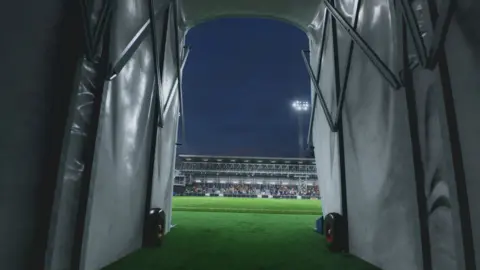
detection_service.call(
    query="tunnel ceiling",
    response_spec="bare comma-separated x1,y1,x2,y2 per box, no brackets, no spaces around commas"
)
179,0,323,33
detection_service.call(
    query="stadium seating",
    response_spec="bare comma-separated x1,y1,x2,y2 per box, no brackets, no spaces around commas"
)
176,183,320,200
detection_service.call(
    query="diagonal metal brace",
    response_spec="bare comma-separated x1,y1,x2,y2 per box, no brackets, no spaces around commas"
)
398,0,456,70
399,0,428,67
107,4,169,80
426,0,456,69
162,46,191,121
173,0,187,145
162,47,190,143
307,8,330,145
149,0,170,128
91,1,113,59
80,0,114,61
302,50,336,133
334,0,363,126
324,0,403,90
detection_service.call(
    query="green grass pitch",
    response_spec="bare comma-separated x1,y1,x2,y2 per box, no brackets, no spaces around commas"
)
104,197,379,270
172,196,323,215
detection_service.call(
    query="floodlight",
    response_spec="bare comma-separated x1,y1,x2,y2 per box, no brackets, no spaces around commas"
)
291,100,310,112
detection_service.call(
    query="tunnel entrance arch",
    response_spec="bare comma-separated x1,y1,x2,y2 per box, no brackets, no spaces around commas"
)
179,16,310,158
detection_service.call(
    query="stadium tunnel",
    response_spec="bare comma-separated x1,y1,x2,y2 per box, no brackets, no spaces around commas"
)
1,0,479,269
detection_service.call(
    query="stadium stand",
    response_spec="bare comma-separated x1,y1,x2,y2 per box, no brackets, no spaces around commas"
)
174,154,320,199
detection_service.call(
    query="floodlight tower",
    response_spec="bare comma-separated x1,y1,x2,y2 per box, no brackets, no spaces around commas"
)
291,100,310,158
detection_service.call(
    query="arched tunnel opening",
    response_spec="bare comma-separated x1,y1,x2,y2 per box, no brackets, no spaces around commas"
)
1,0,479,270
120,17,367,269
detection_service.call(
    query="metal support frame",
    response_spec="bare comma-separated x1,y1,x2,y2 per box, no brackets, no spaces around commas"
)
107,3,170,80
302,50,336,132
80,0,113,61
399,0,473,268
143,93,160,245
306,0,455,137
303,0,461,265
71,6,113,269
172,0,187,145
330,2,342,124
142,0,168,247
399,0,428,67
307,8,330,144
305,0,437,139
149,1,170,128
92,1,113,60
400,15,433,270
425,0,476,269
335,0,362,126
324,0,403,90
306,96,317,146
304,0,363,139
329,0,350,252
162,46,191,122
398,0,456,70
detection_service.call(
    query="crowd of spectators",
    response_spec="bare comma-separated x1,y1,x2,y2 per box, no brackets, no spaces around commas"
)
184,183,320,197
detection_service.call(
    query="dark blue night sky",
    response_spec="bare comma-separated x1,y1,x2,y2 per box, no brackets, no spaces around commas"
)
179,18,311,158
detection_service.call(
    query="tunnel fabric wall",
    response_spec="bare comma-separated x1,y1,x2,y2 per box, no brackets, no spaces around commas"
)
78,1,160,269
407,1,470,269
308,9,342,217
49,0,479,269
151,92,180,234
45,59,102,270
329,1,425,269
309,1,423,269
150,1,184,235
308,0,474,270
0,0,83,269
44,4,111,269
444,1,480,267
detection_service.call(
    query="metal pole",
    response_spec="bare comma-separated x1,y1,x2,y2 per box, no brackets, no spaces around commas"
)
162,46,191,116
329,0,349,251
307,9,329,145
399,0,428,68
297,113,303,157
107,5,168,80
401,15,432,270
301,50,336,132
149,0,166,128
324,0,402,89
425,0,475,268
334,0,362,127
307,97,317,147
425,0,456,69
173,1,186,145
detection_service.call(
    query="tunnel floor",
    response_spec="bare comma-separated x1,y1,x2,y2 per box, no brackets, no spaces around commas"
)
104,201,378,270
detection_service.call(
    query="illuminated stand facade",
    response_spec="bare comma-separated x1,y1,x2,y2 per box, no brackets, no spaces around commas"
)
174,155,318,199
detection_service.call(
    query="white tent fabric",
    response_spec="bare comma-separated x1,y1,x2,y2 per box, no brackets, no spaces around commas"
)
77,0,479,269
177,1,479,270
151,90,180,235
